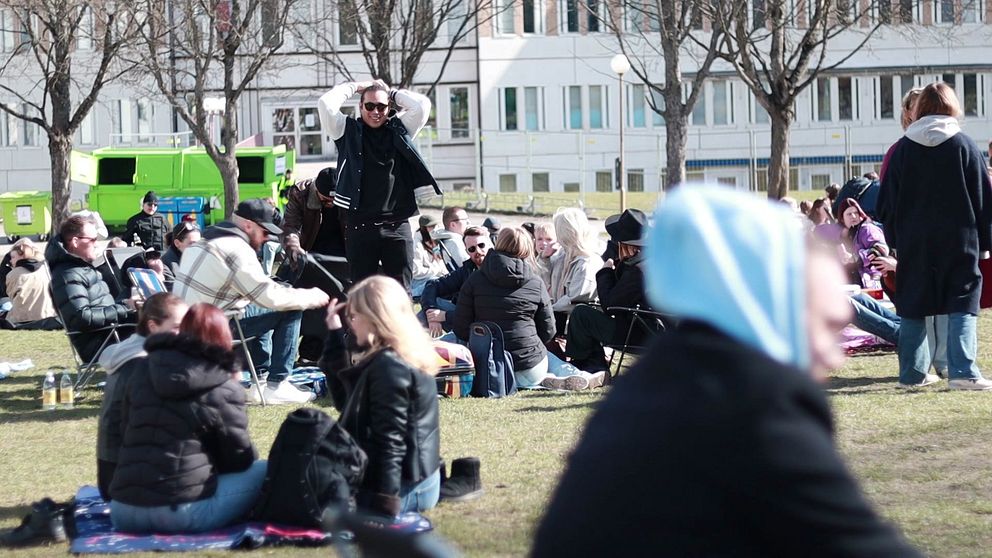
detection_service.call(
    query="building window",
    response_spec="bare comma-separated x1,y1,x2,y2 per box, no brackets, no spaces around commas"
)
630,84,646,128
589,85,606,129
561,0,579,32
650,88,665,126
962,0,984,22
77,7,93,50
628,169,644,192
447,0,467,37
712,80,732,125
523,0,543,33
815,77,831,121
838,77,855,121
112,99,125,139
586,0,605,32
688,82,705,125
338,0,358,45
22,104,39,146
79,112,95,145
496,0,515,34
298,107,322,156
595,170,612,192
136,98,153,142
450,87,470,138
272,108,296,149
717,177,737,188
626,1,644,31
523,86,542,131
752,94,769,124
1,106,16,146
563,182,580,192
963,74,982,117
499,173,517,192
899,0,914,23
564,85,583,129
501,88,518,130
418,88,439,140
751,0,766,28
877,76,894,120
811,174,831,189
533,172,550,192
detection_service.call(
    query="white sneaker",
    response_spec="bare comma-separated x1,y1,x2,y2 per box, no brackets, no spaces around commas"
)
539,375,566,390
562,374,591,391
245,385,264,405
263,381,316,404
948,378,992,391
897,374,941,389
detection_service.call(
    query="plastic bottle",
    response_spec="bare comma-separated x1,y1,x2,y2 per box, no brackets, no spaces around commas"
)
60,371,74,410
42,371,57,410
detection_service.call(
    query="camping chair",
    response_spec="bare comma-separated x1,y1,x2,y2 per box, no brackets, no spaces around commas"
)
227,309,268,406
48,285,134,396
603,305,672,375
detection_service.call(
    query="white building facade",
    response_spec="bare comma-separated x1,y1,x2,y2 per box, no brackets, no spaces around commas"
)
1,1,990,196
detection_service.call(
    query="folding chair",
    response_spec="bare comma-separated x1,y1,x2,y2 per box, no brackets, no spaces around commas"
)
228,310,268,406
48,286,134,396
604,305,672,374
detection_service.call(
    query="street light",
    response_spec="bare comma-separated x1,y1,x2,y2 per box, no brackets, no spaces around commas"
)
610,54,631,212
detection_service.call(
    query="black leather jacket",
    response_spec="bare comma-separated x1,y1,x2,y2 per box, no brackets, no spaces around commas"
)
320,330,440,515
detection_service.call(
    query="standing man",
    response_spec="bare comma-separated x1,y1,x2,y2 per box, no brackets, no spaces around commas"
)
282,166,347,258
123,191,170,251
317,79,441,290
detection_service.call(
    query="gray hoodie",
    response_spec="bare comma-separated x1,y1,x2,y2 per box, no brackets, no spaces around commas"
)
98,333,147,374
904,115,960,147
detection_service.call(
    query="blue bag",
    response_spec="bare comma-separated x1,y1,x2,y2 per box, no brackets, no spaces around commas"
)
467,321,517,398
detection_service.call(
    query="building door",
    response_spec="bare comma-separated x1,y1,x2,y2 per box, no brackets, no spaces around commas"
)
269,105,334,160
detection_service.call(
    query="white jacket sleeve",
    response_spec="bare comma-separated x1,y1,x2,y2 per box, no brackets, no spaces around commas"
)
317,82,360,142
394,88,431,139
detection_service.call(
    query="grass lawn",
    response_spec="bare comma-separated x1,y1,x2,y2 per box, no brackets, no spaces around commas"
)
2,315,992,557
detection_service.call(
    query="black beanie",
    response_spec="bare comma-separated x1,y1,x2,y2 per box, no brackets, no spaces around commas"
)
315,167,337,197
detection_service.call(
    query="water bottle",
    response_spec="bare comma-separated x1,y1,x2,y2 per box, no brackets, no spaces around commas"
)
42,371,57,411
60,371,74,410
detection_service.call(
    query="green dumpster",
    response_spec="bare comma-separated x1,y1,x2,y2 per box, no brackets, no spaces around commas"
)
0,191,52,243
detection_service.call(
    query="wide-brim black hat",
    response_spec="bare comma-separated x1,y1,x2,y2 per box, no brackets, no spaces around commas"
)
605,209,648,246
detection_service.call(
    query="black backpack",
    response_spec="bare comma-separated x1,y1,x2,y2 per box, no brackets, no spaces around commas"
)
467,321,517,398
833,177,881,222
252,408,368,528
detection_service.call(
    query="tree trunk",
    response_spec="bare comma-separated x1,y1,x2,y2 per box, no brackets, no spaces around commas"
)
664,113,688,190
49,133,73,233
218,154,240,219
768,111,793,200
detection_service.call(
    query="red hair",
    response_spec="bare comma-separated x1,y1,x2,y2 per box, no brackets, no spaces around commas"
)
180,303,233,350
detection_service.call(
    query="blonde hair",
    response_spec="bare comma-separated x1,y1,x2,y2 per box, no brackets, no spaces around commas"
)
11,238,38,259
534,222,555,240
495,226,539,272
348,276,440,375
900,86,923,130
553,207,596,261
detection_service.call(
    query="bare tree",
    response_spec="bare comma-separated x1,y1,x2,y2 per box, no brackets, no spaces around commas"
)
135,0,298,217
298,0,502,91
0,0,138,229
608,0,723,189
711,0,880,199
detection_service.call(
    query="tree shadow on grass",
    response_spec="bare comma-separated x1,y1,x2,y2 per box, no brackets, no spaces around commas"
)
0,403,100,423
825,375,898,392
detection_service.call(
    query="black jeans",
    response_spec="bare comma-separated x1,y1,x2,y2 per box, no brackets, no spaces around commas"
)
346,220,414,292
565,305,618,361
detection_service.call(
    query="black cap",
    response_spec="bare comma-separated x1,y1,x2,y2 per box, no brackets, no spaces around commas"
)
234,199,283,235
143,191,159,205
419,214,439,228
482,217,502,232
605,209,647,246
315,166,337,197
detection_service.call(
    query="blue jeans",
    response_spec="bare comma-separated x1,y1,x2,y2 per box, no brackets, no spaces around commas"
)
899,313,981,384
925,315,948,374
237,304,302,384
850,294,900,345
399,469,440,513
110,460,268,533
515,353,586,388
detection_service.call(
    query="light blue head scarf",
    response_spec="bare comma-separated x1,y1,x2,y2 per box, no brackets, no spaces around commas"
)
646,184,809,371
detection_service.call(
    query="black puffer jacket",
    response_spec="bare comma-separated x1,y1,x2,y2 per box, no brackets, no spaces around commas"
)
45,236,132,362
110,333,257,507
321,330,440,516
453,251,555,370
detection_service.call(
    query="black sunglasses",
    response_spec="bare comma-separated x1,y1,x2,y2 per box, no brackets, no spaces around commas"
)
363,102,389,113
467,242,487,254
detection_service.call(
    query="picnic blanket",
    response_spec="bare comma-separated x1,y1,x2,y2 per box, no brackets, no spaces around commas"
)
69,486,432,554
840,325,894,354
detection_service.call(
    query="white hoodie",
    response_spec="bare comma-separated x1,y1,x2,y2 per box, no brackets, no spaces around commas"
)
904,115,961,147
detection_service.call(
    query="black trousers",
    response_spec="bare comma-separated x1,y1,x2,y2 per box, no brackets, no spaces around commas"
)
565,304,618,361
346,220,414,292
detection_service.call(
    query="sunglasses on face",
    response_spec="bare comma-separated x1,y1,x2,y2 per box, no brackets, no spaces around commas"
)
363,102,389,113
467,242,487,254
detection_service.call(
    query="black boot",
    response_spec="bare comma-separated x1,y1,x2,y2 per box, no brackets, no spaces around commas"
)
0,498,67,547
439,457,483,502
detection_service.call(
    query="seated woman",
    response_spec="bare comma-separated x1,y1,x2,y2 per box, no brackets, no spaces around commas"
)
321,276,442,516
110,303,263,533
3,238,59,330
838,197,887,289
533,185,922,557
453,227,605,391
161,220,201,285
411,214,449,298
547,208,602,318
96,293,188,501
